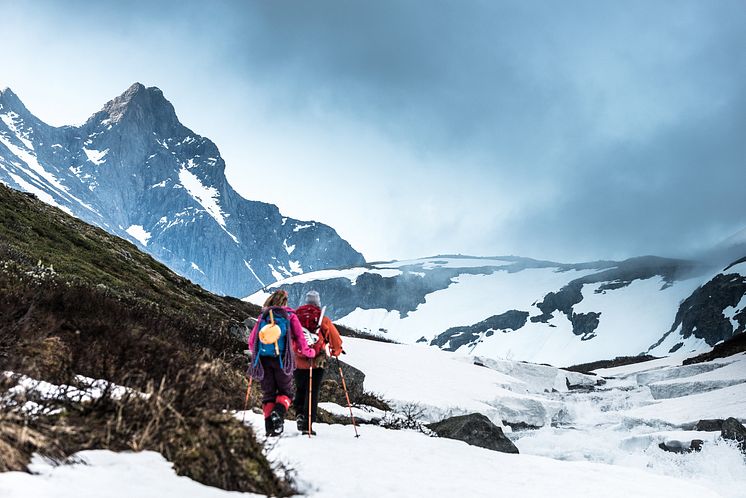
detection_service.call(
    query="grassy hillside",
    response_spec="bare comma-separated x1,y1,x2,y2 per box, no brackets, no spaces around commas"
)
0,184,291,495
0,183,263,381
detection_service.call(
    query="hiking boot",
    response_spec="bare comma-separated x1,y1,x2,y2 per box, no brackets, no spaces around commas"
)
296,415,307,433
269,406,286,436
264,416,275,436
296,415,316,435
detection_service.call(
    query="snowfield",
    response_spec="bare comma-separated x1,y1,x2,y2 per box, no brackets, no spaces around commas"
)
247,256,715,367
2,339,745,497
0,426,728,498
0,451,257,498
242,413,725,498
339,337,585,428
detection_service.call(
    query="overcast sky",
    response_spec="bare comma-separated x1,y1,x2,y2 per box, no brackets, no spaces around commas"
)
2,0,745,262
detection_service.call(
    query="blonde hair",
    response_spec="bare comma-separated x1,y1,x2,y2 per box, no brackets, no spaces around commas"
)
263,289,288,308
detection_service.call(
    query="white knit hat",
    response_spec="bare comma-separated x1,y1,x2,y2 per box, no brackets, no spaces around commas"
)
305,290,321,307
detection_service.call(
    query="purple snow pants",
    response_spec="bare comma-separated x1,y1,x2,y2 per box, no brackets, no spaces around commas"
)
259,357,294,404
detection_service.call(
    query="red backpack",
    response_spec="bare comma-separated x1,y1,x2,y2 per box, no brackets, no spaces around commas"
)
296,304,326,354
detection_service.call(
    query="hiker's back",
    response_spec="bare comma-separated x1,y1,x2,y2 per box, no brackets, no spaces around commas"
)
257,306,290,360
296,304,325,353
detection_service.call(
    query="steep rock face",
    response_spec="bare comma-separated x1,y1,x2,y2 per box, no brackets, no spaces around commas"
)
649,260,746,355
0,84,364,297
430,310,529,351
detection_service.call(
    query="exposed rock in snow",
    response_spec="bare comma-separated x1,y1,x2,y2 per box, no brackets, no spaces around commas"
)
427,412,519,453
721,417,746,451
657,439,704,453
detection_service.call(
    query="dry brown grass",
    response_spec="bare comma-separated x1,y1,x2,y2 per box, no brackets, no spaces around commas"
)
0,365,295,496
0,411,47,472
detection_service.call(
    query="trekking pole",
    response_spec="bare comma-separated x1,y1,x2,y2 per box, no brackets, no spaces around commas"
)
336,357,360,438
241,375,254,424
308,367,314,438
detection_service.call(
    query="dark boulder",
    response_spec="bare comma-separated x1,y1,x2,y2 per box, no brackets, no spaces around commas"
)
427,413,519,454
658,439,704,453
721,417,746,451
694,419,724,432
321,359,366,400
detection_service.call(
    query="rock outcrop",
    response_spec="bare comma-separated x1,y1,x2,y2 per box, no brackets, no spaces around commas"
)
427,413,519,454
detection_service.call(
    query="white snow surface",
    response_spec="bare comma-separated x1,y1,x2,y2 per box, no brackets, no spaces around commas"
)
2,341,746,497
178,167,226,227
82,148,109,165
283,238,296,255
0,451,257,498
0,112,97,215
625,382,746,426
723,294,746,333
178,166,240,244
243,260,266,288
317,401,387,422
238,413,724,498
341,338,563,427
6,172,70,214
725,261,746,276
125,225,151,246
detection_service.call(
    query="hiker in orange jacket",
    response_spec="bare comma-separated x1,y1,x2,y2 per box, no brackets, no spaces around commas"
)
293,290,343,435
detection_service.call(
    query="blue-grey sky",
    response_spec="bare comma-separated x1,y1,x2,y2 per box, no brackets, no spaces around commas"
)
2,0,745,262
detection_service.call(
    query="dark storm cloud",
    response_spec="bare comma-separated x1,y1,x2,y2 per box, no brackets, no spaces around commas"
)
222,0,746,259
7,0,746,260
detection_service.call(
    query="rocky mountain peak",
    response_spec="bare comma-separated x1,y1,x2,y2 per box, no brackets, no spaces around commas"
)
0,87,30,115
96,83,180,134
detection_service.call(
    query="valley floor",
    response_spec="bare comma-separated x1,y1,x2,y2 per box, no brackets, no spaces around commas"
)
0,416,730,498
1,340,744,498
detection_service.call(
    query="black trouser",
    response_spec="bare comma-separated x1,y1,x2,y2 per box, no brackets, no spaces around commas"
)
293,368,324,422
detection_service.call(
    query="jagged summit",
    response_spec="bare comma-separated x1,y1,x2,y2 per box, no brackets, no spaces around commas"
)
93,82,179,132
0,87,29,114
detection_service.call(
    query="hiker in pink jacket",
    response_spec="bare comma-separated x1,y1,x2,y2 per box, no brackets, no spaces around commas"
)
248,289,316,436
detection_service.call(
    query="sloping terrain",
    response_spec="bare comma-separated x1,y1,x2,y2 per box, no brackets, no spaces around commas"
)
3,333,745,498
0,84,364,297
0,183,292,495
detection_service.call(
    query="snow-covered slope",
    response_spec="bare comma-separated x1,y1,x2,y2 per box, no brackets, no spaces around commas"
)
337,337,597,428
0,84,364,296
0,451,264,498
249,414,726,498
3,336,745,498
0,430,725,498
247,255,742,366
268,338,744,498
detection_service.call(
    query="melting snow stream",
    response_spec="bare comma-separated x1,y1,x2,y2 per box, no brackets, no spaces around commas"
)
512,364,746,498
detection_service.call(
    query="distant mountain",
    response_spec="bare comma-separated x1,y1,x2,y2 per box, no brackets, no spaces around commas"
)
0,83,364,296
247,254,746,366
698,225,746,270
